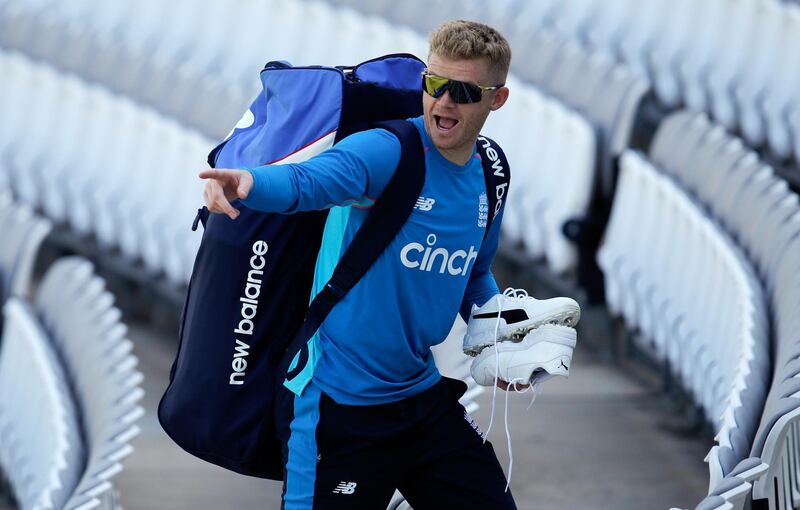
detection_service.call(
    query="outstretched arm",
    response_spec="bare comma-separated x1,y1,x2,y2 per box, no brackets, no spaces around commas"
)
199,128,402,219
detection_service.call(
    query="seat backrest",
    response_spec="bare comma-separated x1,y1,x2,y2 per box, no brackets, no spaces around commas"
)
34,257,144,506
0,298,84,510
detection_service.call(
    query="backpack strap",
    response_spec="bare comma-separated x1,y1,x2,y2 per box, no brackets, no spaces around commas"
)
283,119,425,379
476,135,511,239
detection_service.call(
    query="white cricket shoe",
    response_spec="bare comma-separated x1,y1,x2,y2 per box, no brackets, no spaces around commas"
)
463,288,580,357
470,324,577,387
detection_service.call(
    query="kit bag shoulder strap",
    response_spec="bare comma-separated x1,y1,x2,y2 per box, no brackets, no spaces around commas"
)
283,119,425,378
476,134,511,240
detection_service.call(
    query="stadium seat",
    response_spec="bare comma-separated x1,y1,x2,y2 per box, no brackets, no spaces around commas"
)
643,110,800,508
762,9,800,159
0,191,52,302
0,49,214,286
34,257,143,508
513,26,566,86
648,111,696,172
542,109,595,274
684,456,767,510
599,151,769,486
0,299,85,510
750,399,800,509
732,0,781,149
484,81,597,274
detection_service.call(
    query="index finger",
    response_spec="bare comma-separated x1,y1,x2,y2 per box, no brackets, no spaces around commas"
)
199,168,222,180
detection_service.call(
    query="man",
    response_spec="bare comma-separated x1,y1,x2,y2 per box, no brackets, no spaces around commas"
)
200,20,562,510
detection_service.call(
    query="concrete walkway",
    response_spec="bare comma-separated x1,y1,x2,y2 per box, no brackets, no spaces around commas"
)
115,318,710,510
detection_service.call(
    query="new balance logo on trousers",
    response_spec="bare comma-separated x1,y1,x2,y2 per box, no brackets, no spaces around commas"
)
332,482,357,495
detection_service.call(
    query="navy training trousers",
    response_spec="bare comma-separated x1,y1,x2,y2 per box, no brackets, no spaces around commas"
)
274,376,518,509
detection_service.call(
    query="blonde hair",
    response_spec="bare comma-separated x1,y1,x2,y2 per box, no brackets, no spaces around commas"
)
429,20,512,84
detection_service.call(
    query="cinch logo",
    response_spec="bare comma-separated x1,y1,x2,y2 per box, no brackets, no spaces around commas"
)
229,240,269,385
477,136,507,218
400,233,478,276
414,196,436,211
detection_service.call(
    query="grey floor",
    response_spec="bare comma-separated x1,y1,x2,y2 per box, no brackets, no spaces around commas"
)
115,319,710,510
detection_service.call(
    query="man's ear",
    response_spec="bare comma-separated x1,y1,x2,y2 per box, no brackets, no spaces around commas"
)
490,86,509,111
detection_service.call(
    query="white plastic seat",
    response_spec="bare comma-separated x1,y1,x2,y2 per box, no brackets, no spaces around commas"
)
602,150,769,485
34,257,144,507
0,191,52,301
520,99,562,261
648,111,696,171
733,0,782,149
703,0,758,131
761,6,800,159
615,0,668,78
680,125,728,196
646,0,694,107
513,27,566,86
543,110,595,274
675,0,726,115
0,298,84,510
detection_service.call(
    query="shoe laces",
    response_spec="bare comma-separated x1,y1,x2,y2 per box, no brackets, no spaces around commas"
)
502,287,532,300
481,292,544,493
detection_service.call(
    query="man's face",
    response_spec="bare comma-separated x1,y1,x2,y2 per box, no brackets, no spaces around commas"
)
422,53,509,163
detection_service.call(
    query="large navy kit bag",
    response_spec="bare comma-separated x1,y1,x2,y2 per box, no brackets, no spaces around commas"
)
158,53,511,480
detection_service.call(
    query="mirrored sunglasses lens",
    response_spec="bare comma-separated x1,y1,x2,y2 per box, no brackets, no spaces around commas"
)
445,81,465,103
424,75,449,97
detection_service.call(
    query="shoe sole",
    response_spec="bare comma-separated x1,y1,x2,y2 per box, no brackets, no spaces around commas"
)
470,325,576,386
463,305,580,357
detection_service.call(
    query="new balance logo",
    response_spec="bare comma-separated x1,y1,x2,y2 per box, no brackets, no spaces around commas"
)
332,482,357,495
414,197,436,211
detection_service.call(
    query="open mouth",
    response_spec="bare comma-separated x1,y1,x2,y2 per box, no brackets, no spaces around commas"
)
434,114,459,132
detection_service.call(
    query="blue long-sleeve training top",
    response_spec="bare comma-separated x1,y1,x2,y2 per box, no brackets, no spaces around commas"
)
242,116,503,405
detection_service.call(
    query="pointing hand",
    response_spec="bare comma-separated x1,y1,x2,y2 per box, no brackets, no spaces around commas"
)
199,168,254,220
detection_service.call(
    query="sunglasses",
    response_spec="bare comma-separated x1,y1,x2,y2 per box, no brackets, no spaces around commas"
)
421,71,503,104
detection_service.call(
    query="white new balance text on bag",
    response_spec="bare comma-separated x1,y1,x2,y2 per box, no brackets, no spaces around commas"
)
477,136,507,218
229,240,269,385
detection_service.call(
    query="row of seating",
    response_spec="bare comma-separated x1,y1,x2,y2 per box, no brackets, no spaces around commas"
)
530,0,800,163
0,29,601,282
487,80,596,275
598,151,770,494
513,26,648,200
337,0,800,164
0,49,211,286
0,188,143,508
648,111,800,508
329,0,649,201
0,299,83,510
35,257,144,509
650,112,800,307
0,0,428,140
